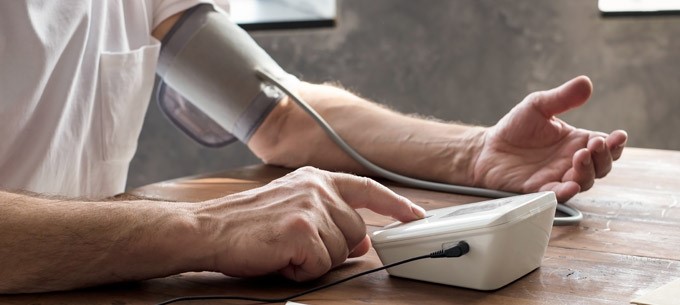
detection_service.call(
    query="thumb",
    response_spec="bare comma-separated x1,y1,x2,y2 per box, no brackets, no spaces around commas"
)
531,75,593,118
348,235,371,258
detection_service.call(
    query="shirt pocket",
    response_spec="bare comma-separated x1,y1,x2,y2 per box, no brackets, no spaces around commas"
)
98,40,160,162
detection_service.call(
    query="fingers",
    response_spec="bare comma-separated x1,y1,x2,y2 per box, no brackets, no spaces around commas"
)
321,195,367,265
318,217,354,268
278,211,366,281
278,217,332,281
588,136,612,178
562,130,628,195
319,170,426,264
325,172,424,263
539,181,580,203
584,130,628,179
530,76,593,118
277,167,426,280
330,172,426,222
607,130,628,160
564,148,596,192
348,235,371,258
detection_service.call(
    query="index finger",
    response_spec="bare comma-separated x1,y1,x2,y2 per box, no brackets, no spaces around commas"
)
329,172,426,222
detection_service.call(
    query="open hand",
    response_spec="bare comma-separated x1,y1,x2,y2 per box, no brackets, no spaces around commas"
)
473,76,627,202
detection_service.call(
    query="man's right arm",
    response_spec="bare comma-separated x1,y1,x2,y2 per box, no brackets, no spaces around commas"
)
0,167,424,293
0,190,206,293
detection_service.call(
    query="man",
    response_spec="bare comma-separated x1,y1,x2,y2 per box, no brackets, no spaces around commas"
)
0,0,627,293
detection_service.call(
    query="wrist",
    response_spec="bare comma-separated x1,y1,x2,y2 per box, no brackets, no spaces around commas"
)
183,196,247,273
466,126,488,187
441,125,487,186
152,201,213,273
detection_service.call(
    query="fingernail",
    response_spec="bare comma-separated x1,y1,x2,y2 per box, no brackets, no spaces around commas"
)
596,141,606,153
410,204,427,218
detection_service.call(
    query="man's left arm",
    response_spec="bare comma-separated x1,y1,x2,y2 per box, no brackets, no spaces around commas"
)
150,11,483,187
249,82,486,187
247,77,627,202
153,11,627,203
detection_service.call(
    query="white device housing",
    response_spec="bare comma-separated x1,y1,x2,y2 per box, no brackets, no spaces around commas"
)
371,192,557,290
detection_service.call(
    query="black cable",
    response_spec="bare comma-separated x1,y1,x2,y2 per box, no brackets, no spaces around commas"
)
155,241,470,305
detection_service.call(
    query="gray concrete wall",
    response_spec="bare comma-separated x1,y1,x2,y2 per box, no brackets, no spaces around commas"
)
128,0,680,189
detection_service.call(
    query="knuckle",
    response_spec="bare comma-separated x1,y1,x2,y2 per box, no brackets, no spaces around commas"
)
324,236,350,265
297,165,316,173
357,176,372,188
282,166,320,182
314,256,333,277
526,91,545,102
290,168,330,189
356,176,379,195
297,166,323,175
297,195,319,211
295,179,317,192
279,178,332,202
330,252,348,268
284,192,319,211
581,179,595,191
283,213,317,235
348,227,367,246
597,166,612,178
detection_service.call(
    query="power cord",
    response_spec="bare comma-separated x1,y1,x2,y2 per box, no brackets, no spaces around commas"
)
255,69,583,226
155,241,470,305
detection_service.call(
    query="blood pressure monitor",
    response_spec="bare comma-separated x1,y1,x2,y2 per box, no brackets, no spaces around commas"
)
371,192,557,290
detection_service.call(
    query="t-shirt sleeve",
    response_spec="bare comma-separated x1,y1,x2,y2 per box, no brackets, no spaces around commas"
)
150,0,230,31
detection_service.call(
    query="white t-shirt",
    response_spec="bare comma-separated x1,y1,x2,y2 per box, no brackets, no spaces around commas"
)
0,0,208,198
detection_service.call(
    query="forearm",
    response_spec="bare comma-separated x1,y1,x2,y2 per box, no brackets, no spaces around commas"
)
153,9,482,183
249,82,487,185
0,191,205,293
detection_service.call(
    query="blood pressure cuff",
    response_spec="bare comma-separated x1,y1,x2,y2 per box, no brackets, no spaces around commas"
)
156,3,299,147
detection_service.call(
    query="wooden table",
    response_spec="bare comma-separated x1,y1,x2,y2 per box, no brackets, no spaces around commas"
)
3,147,679,305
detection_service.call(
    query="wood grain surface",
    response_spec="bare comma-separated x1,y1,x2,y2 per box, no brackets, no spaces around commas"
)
3,148,678,305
